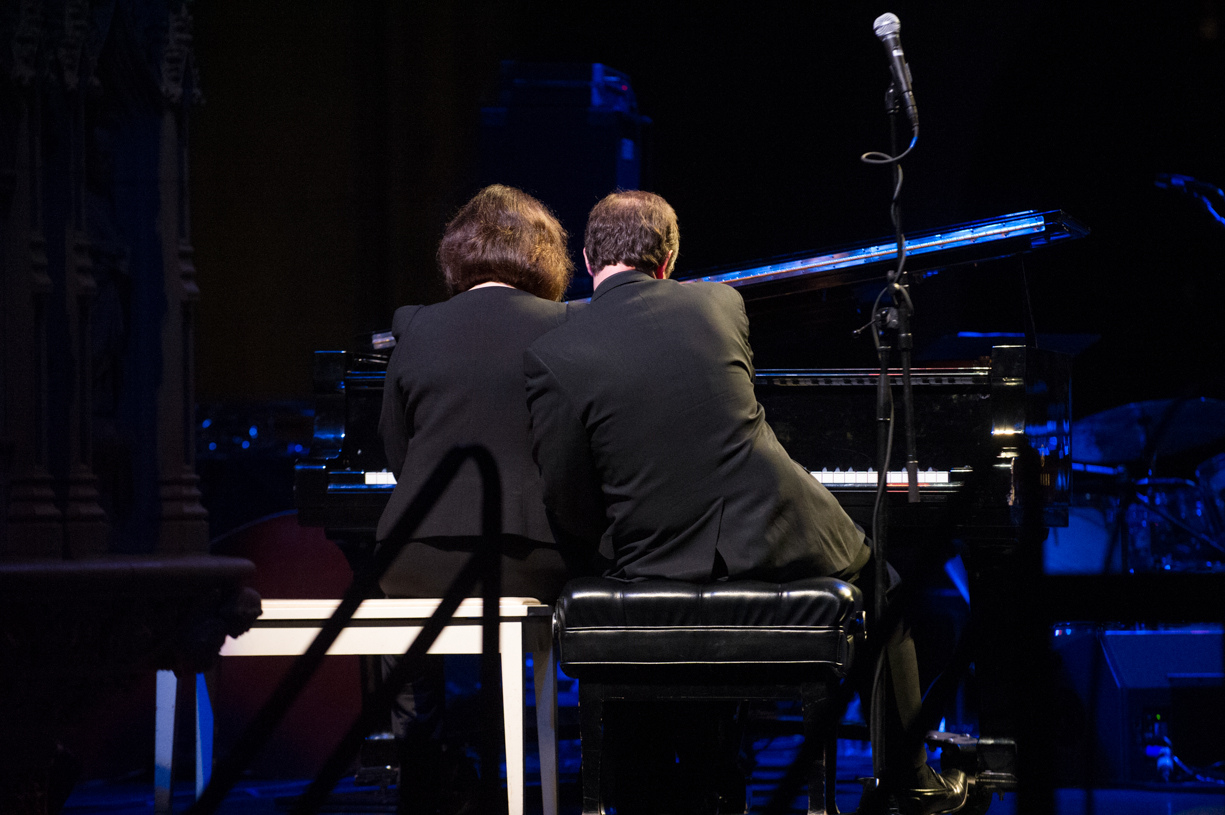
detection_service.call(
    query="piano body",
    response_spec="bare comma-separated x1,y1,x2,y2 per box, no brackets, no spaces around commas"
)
295,209,1086,743
297,209,1083,538
295,346,1071,538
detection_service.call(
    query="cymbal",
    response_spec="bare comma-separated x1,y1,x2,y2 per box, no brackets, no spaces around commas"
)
1073,398,1225,464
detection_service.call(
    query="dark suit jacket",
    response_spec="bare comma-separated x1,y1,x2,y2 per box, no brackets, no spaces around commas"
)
376,287,573,545
524,270,870,583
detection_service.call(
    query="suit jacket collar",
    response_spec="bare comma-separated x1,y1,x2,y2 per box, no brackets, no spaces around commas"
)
591,269,654,302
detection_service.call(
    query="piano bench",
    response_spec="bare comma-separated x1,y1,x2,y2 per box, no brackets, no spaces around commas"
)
555,576,863,815
156,597,559,815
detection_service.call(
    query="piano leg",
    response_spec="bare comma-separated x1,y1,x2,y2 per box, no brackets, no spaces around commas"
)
963,539,1023,738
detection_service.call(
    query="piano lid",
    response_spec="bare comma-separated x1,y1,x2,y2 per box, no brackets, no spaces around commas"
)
566,210,1088,303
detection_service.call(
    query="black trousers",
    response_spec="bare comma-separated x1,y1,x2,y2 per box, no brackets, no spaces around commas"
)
603,555,929,813
839,554,930,780
379,534,580,814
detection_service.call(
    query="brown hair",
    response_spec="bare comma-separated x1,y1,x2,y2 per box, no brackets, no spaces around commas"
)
438,185,574,301
584,190,680,278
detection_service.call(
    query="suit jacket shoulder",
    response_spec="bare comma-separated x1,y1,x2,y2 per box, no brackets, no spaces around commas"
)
392,304,424,339
377,289,570,544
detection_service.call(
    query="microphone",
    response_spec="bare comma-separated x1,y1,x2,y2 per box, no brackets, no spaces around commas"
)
873,12,919,131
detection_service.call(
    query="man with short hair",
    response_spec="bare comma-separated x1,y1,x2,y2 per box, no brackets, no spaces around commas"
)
525,190,967,815
526,191,868,584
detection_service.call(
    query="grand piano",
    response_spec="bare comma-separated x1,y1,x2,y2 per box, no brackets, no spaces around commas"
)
297,209,1083,538
295,209,1086,756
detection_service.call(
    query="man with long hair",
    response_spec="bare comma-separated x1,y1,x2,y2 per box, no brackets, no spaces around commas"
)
377,184,590,814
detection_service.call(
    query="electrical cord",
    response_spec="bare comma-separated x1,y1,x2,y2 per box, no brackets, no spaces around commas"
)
871,400,896,554
862,131,919,165
861,98,913,618
1165,738,1225,785
858,94,917,801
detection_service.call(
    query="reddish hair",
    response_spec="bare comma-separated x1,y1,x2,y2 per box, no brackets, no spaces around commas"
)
438,185,573,300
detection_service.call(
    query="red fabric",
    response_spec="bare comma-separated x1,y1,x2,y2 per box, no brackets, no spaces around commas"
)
211,512,361,777
211,511,353,598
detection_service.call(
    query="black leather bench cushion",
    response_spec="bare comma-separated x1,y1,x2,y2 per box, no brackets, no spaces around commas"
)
555,576,861,670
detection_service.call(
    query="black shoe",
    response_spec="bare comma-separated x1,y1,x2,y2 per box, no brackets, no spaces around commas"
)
893,766,968,815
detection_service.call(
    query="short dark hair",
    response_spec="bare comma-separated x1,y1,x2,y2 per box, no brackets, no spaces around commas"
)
438,185,574,301
584,190,680,278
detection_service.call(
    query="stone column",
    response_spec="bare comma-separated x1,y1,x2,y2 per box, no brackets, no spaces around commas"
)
56,0,108,557
154,4,207,553
2,3,63,558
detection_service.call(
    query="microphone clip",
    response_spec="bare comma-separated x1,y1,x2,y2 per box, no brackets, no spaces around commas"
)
885,83,901,116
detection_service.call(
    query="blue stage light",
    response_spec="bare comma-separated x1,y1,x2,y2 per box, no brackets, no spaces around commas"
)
690,212,1048,288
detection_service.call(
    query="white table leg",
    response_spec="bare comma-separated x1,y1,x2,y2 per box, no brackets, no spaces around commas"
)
195,673,213,798
154,670,177,814
500,622,525,815
533,639,559,815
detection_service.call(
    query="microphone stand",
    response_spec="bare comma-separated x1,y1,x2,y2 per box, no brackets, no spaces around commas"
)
867,82,922,806
888,88,921,506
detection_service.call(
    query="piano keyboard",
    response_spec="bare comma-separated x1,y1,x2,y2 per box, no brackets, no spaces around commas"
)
811,469,952,487
365,469,955,488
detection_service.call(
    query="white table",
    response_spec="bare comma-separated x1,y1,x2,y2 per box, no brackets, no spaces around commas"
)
156,597,558,815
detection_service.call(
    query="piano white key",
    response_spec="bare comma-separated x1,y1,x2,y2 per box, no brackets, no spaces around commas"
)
809,468,953,487
364,471,397,485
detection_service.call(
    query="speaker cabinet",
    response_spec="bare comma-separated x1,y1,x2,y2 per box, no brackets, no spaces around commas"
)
1050,625,1223,784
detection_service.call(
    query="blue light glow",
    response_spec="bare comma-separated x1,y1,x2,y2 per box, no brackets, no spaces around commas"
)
1072,462,1124,475
208,442,216,451
249,426,258,439
1155,173,1225,227
957,331,1025,338
241,440,250,449
202,419,212,428
690,212,1047,288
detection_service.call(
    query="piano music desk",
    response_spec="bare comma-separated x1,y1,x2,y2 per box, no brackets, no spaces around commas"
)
156,597,558,815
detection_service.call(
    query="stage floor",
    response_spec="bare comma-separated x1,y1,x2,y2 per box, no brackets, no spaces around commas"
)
62,743,1224,814
60,657,1222,814
61,776,1225,814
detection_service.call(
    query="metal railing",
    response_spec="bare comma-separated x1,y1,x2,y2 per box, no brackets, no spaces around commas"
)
188,444,504,815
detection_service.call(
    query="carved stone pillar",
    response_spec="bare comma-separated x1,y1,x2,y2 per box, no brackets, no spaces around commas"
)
54,0,108,558
59,229,108,556
3,3,63,558
154,5,208,553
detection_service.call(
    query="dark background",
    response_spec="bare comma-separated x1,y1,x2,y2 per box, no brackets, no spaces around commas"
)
190,0,1225,418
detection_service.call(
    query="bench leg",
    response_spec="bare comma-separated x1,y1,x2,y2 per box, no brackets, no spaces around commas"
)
802,682,834,815
578,681,605,815
501,627,525,815
154,670,177,814
532,642,559,815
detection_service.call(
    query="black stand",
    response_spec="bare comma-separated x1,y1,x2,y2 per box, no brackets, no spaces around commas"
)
862,79,926,808
865,81,923,808
885,86,920,506
871,329,892,785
